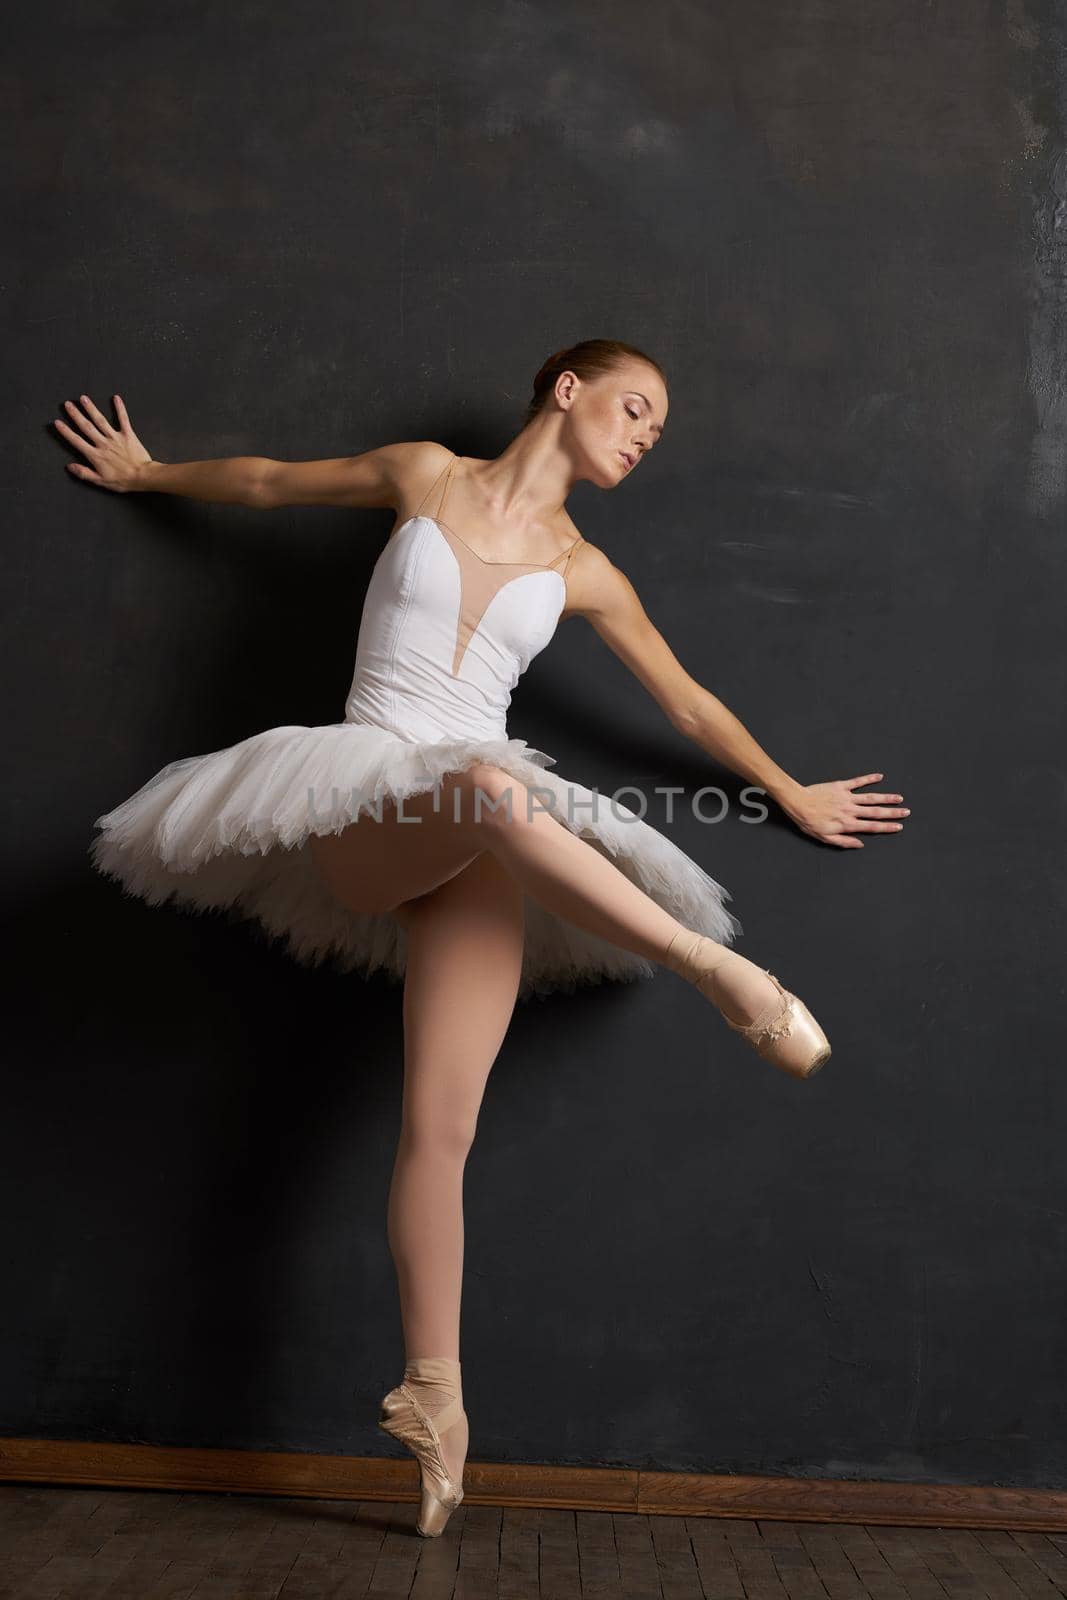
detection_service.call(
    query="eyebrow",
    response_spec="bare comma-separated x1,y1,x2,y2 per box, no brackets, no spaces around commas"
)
630,392,665,436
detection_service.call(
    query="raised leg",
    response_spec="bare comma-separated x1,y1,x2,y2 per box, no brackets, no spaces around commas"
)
450,765,785,1027
308,760,785,1033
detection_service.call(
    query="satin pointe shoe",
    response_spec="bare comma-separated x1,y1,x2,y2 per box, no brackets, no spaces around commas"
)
379,1356,466,1537
664,930,831,1080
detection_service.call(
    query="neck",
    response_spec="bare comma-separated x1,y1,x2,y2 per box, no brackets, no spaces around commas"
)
471,421,577,525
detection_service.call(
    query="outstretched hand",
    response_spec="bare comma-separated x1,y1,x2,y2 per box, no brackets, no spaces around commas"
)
53,393,153,492
779,773,909,849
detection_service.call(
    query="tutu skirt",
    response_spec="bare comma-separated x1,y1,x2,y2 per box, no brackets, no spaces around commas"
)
89,720,742,1001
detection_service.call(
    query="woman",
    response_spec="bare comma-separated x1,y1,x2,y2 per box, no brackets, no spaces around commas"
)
60,338,908,1536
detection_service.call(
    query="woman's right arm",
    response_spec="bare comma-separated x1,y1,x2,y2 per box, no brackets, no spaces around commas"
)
141,446,413,510
54,392,434,512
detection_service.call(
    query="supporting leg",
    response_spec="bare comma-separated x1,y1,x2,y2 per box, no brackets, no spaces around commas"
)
384,850,524,1488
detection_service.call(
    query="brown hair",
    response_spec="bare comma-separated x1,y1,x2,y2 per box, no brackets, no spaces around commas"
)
524,338,667,425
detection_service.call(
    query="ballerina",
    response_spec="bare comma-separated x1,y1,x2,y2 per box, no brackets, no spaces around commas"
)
59,337,908,1535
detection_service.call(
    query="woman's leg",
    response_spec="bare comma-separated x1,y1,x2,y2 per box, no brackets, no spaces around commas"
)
447,765,779,1023
309,762,772,1023
386,849,525,1484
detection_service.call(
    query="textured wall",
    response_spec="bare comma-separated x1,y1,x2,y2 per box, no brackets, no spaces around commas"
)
4,0,1065,1489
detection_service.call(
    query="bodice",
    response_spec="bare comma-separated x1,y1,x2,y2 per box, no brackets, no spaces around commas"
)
343,513,573,742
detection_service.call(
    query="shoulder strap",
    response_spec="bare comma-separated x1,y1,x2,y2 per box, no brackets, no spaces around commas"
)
413,451,457,521
547,535,584,577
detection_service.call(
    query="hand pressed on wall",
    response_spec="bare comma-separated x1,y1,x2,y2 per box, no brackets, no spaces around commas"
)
53,392,153,492
778,773,910,849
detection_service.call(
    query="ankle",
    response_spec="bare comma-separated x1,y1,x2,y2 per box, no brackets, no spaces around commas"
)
662,932,780,1030
401,1356,464,1415
663,928,726,984
404,1356,461,1378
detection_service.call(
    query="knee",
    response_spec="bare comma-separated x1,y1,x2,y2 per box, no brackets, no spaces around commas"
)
455,763,531,834
401,1110,479,1163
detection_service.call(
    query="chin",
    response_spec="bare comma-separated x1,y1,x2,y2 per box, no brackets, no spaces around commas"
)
580,444,628,489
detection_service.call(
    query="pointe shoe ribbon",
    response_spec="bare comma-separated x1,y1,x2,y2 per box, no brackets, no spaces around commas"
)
379,1356,466,1537
664,929,831,1080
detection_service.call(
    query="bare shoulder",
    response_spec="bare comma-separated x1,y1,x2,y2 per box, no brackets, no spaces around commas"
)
389,441,457,517
561,537,635,623
558,540,701,729
349,439,453,521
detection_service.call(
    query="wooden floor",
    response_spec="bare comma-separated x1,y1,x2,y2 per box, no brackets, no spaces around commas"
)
1,1486,1065,1600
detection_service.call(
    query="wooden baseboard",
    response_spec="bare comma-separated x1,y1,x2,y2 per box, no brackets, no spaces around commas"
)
1,1438,1065,1531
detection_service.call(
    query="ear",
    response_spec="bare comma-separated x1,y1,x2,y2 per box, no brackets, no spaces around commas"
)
554,369,579,409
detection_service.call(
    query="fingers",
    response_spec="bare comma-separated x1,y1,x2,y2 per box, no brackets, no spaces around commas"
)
845,773,906,799
77,393,116,437
843,774,909,826
819,806,908,837
63,395,110,445
53,414,98,458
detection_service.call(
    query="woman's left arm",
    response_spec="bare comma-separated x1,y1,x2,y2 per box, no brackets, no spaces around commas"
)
567,544,909,851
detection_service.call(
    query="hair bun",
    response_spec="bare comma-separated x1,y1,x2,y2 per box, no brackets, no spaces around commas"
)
534,347,571,388
523,338,665,426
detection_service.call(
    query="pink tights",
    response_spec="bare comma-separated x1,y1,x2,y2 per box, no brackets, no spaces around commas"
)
383,769,778,1483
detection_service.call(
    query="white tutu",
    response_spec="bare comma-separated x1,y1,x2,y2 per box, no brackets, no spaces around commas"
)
89,719,742,1001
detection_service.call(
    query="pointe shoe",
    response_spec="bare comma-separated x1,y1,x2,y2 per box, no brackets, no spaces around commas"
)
379,1356,466,1536
664,931,831,1080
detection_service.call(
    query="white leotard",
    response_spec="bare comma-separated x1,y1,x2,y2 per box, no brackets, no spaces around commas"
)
345,451,583,742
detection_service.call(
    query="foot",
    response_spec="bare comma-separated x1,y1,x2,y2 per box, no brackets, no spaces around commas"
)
379,1356,468,1535
662,929,831,1079
431,1397,468,1489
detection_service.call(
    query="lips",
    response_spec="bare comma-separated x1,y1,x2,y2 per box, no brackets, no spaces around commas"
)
619,451,635,469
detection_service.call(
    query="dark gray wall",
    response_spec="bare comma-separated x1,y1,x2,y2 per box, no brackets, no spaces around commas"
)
4,0,1065,1491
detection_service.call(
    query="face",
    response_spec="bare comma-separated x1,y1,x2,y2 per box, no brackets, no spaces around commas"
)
555,359,669,487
